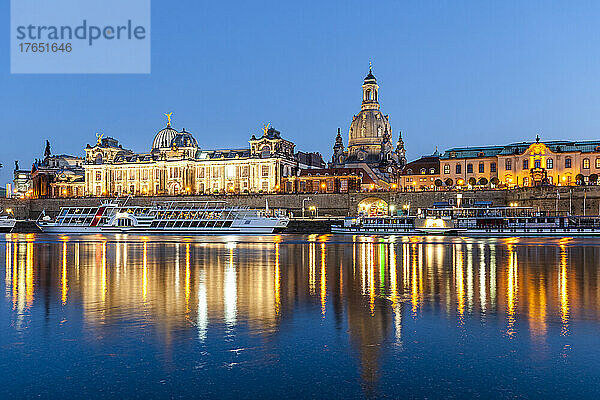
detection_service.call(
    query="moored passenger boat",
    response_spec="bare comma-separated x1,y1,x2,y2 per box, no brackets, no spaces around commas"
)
331,214,464,235
37,200,289,234
0,216,16,233
332,203,600,237
441,205,600,236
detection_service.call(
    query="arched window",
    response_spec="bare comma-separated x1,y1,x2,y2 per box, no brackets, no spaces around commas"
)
420,168,426,174
429,168,435,174
374,90,378,101
95,154,103,165
583,158,590,169
406,169,413,175
365,89,372,101
261,145,271,158
546,158,553,169
565,157,572,168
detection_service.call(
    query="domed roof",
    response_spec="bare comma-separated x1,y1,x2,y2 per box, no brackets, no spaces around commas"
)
346,109,392,163
171,129,198,148
349,109,390,143
152,124,178,149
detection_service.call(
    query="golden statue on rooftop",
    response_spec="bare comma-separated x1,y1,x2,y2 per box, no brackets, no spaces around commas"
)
95,132,104,145
164,112,173,126
263,123,270,136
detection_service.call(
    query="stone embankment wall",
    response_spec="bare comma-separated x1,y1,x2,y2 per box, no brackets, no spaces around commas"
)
1,187,600,220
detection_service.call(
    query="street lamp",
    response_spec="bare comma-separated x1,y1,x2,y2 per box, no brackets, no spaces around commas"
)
302,197,312,218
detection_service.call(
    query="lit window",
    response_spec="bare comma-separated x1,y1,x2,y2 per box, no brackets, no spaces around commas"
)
262,165,269,177
226,165,236,178
583,158,590,169
420,168,426,174
429,168,435,174
547,158,553,169
505,160,512,170
443,164,450,174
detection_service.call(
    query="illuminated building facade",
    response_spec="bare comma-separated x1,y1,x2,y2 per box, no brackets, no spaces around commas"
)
281,167,373,193
330,66,406,189
440,137,600,188
84,119,322,196
400,154,441,191
30,144,85,198
12,161,31,198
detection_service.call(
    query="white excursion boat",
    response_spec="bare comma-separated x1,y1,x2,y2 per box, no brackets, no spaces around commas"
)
332,204,600,237
331,215,463,235
36,200,289,234
0,216,17,233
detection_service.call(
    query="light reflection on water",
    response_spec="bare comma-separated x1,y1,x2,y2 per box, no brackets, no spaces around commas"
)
2,233,600,398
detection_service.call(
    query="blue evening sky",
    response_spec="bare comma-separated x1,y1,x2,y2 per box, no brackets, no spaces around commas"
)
2,1,600,183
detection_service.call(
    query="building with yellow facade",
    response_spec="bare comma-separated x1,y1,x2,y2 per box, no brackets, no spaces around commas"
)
439,136,600,188
84,118,322,196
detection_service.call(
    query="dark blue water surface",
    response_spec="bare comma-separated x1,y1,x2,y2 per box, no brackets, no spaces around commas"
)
1,233,600,399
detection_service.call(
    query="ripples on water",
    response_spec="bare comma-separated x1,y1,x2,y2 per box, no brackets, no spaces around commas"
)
1,233,600,398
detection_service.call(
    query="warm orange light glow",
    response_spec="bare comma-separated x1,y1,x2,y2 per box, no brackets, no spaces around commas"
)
320,242,326,317
61,242,68,305
559,245,569,336
275,242,280,316
185,243,190,313
320,183,326,189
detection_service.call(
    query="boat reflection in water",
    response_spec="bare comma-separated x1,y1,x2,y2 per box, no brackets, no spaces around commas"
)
2,233,600,398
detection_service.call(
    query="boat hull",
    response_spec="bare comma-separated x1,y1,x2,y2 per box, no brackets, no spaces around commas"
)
37,220,288,235
331,226,600,237
0,219,16,233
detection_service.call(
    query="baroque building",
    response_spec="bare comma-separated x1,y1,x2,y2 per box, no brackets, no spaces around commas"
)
84,117,321,196
331,66,406,188
30,140,85,198
400,152,441,191
439,136,600,188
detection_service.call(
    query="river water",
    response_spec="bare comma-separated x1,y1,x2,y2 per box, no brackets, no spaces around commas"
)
1,233,599,398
